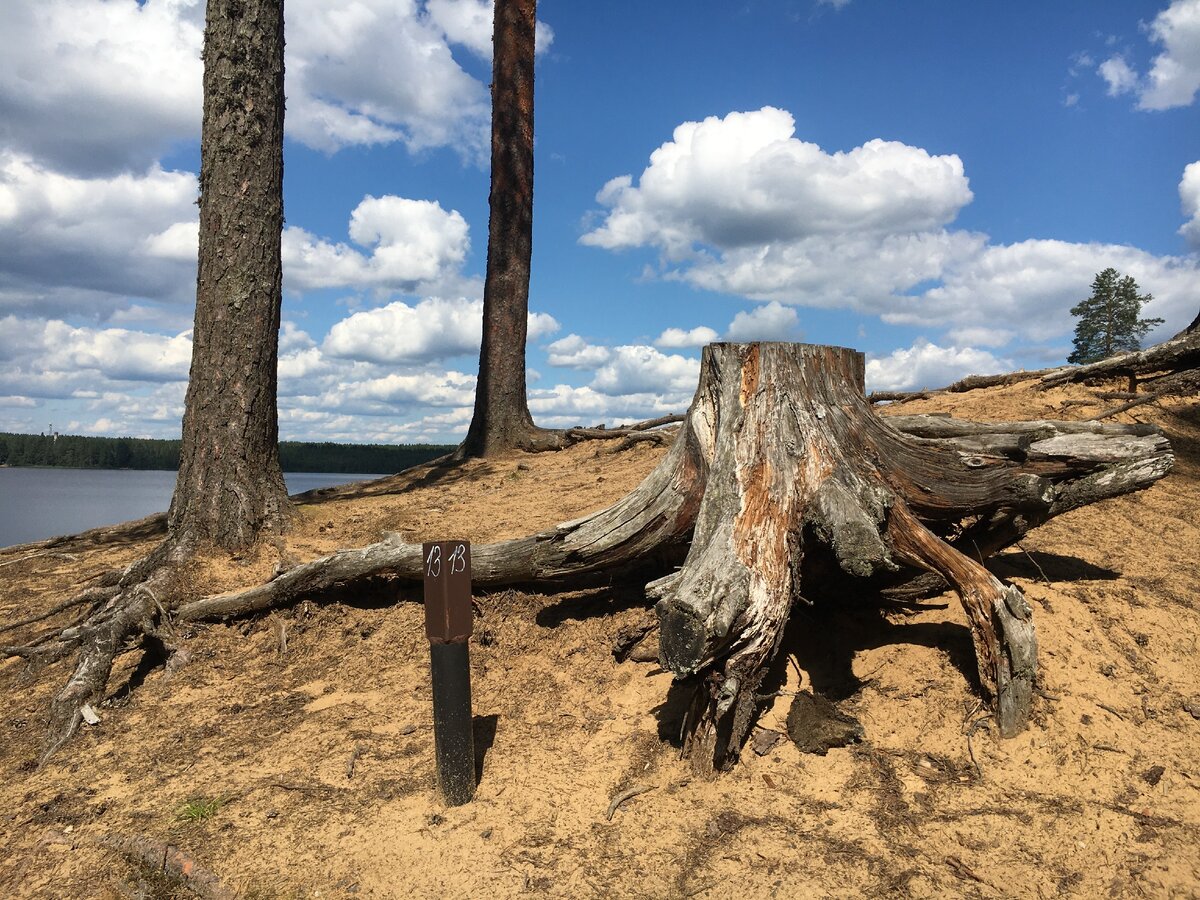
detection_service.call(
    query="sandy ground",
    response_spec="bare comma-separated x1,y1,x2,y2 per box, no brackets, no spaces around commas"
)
0,382,1198,899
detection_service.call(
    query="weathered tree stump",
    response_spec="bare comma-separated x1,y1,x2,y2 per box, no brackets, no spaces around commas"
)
61,342,1169,774
650,344,1052,769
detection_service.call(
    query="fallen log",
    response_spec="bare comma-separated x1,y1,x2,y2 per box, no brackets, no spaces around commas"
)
867,367,1066,404
159,343,1171,774
867,389,936,405
945,368,1066,392
1040,330,1200,387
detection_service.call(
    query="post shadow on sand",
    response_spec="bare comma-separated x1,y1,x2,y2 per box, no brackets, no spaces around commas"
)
473,713,498,784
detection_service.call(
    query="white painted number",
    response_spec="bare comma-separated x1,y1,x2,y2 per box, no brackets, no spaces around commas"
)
449,543,467,575
425,545,441,578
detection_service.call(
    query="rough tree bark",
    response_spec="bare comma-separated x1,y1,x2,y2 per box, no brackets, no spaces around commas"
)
459,0,558,457
9,0,292,766
169,343,1171,774
171,0,292,549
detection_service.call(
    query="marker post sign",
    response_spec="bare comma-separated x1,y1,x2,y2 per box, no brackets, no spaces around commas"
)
422,541,475,805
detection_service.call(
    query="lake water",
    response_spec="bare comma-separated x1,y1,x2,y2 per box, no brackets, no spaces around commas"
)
0,468,385,547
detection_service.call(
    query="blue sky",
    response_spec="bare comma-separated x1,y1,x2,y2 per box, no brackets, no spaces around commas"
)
1,0,1198,444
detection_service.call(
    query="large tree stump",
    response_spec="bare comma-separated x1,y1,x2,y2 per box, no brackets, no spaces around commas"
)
146,343,1171,774
650,344,1051,769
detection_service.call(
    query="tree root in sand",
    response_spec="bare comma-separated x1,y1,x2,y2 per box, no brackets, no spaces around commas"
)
5,541,201,768
41,829,235,900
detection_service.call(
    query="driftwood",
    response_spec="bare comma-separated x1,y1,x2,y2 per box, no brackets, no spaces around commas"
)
1040,330,1200,388
868,367,1066,405
1086,369,1200,421
944,368,1066,392
148,343,1173,773
867,390,935,405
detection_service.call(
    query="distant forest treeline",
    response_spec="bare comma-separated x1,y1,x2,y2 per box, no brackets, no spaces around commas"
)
0,432,453,474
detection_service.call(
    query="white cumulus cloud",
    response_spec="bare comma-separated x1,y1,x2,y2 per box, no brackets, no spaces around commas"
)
884,238,1191,343
1093,1,1200,111
283,195,472,296
0,153,198,319
545,334,613,369
0,0,550,173
591,346,700,397
1098,55,1139,96
1180,160,1200,246
581,107,982,311
322,297,558,365
285,0,489,157
1139,0,1200,110
0,316,192,399
0,0,204,176
865,341,1011,393
655,326,720,349
582,107,972,257
724,301,802,341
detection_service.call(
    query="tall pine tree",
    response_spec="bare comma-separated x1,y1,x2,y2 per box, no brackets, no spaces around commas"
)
1068,268,1163,364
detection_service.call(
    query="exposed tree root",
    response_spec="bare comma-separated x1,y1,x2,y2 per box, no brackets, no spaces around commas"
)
19,542,188,767
42,829,236,900
562,415,685,448
0,583,120,637
1086,369,1200,421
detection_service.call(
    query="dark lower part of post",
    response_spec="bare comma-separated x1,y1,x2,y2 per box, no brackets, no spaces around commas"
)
430,640,475,805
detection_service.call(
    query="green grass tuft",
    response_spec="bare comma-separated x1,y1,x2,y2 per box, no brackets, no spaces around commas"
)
175,796,224,822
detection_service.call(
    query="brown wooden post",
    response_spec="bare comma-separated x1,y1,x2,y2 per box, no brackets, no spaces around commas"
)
423,541,475,805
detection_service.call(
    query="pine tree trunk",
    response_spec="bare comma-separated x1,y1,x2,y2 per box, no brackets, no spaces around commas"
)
460,0,555,457
169,0,291,551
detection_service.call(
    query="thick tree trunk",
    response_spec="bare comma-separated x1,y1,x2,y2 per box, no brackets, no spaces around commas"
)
176,344,1172,775
170,0,292,550
460,0,556,457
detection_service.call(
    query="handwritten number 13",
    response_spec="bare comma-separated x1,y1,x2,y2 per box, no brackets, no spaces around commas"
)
426,543,467,577
425,545,441,577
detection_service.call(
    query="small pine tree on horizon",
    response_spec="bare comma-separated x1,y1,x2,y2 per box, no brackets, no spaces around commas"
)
1068,268,1164,365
